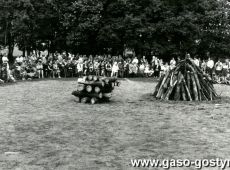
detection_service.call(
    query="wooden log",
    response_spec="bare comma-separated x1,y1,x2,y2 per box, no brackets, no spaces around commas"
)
156,71,170,98
190,73,199,101
91,97,98,104
153,75,164,96
160,74,172,99
87,75,93,81
164,80,178,100
75,97,82,103
86,85,93,93
115,81,121,87
103,93,112,98
94,86,101,93
102,77,117,84
186,71,191,93
173,72,183,101
93,76,99,81
72,91,103,99
78,80,105,87
182,81,192,101
81,97,90,103
181,81,187,101
77,84,85,92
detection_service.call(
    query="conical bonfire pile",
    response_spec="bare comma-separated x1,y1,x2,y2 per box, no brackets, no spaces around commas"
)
153,58,219,101
72,75,120,104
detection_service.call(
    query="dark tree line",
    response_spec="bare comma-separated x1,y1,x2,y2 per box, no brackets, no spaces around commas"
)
0,0,230,61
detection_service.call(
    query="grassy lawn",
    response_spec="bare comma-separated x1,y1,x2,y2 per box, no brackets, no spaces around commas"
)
0,78,230,170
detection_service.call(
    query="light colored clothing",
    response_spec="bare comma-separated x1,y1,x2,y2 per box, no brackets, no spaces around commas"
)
112,63,119,73
194,59,200,67
207,60,214,69
215,62,223,71
2,56,8,63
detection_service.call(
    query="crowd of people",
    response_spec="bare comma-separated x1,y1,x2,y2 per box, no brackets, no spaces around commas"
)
0,53,172,81
0,52,230,84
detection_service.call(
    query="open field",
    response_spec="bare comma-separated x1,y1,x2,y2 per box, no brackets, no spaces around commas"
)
0,78,230,170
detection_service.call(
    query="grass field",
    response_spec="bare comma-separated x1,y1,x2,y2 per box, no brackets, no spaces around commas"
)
0,78,230,170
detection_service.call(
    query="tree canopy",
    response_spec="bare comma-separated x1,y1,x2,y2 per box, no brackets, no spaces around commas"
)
0,0,230,60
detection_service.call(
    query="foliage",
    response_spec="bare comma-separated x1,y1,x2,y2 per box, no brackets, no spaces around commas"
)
0,0,230,60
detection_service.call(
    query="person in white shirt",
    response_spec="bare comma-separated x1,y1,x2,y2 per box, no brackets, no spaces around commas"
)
111,62,119,77
132,57,139,65
206,57,214,77
2,54,10,81
215,60,223,82
201,60,207,73
2,55,8,64
194,56,200,67
77,61,83,77
170,58,176,70
139,62,145,77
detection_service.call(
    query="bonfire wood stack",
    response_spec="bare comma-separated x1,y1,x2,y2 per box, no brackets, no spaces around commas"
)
72,75,120,104
153,58,219,101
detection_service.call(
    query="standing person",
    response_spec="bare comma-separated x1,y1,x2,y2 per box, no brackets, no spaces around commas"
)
89,60,94,75
144,62,150,77
111,62,119,77
194,56,200,67
170,57,176,70
83,60,88,76
222,60,229,82
141,56,147,63
1,54,9,81
151,56,156,70
100,60,106,76
154,60,161,78
206,57,214,78
105,61,112,77
201,60,207,73
159,61,165,77
124,60,129,78
215,59,223,82
118,61,124,78
77,60,83,77
53,60,61,78
139,62,145,77
36,59,44,79
94,60,100,76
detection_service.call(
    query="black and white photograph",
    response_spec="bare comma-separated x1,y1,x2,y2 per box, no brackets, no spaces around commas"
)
1,0,230,169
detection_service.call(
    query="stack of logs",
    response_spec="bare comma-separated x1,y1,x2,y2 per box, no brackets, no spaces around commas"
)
72,75,120,104
153,58,219,101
